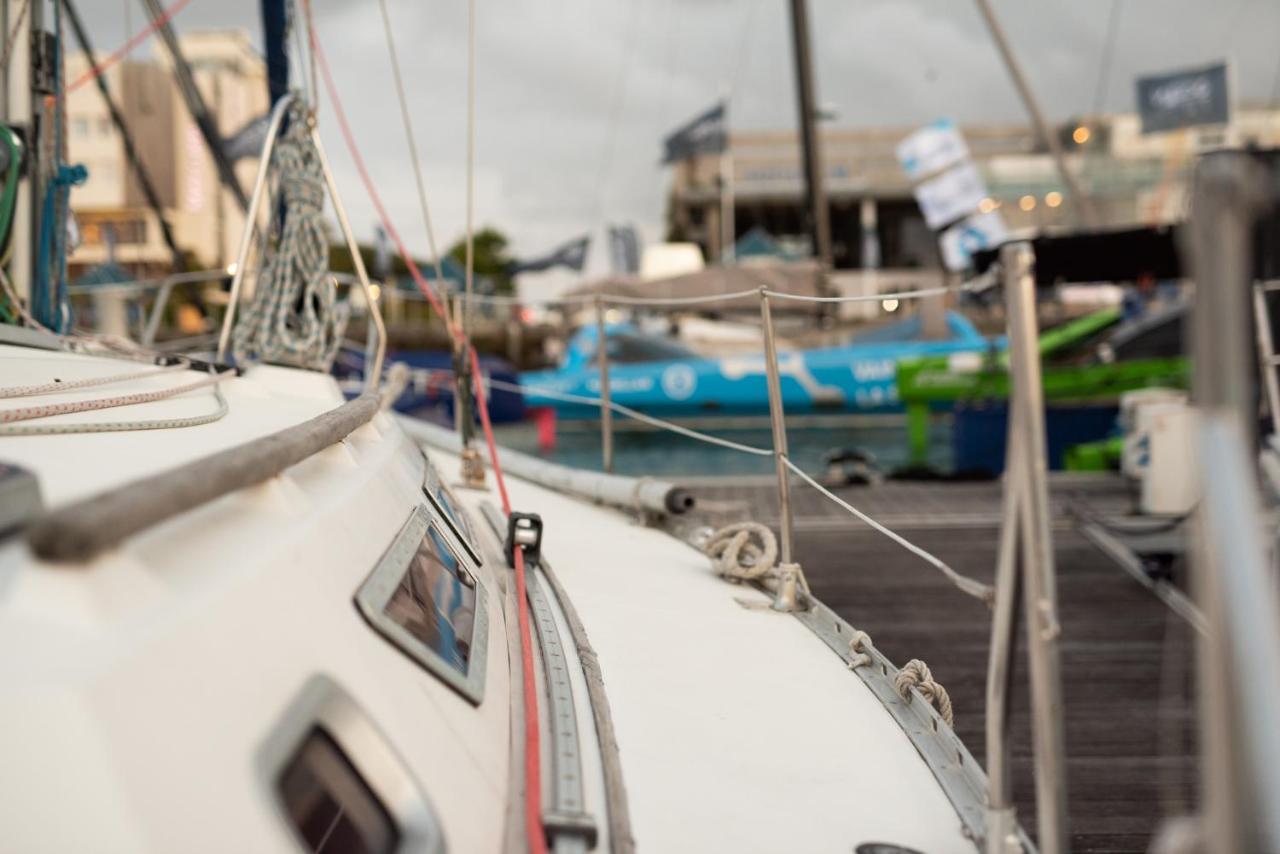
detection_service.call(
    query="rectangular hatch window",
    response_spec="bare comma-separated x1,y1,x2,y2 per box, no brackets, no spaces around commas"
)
423,459,482,565
278,727,398,854
356,505,489,704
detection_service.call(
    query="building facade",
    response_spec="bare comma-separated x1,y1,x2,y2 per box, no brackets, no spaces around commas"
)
65,30,267,280
667,108,1280,272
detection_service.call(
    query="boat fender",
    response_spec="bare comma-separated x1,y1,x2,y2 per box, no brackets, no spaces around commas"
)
505,511,543,569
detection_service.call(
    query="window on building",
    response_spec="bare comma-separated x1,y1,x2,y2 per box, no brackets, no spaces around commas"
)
98,117,112,137
72,117,89,137
277,727,399,854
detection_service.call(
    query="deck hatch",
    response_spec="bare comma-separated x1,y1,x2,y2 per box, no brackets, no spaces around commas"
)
356,505,489,705
423,459,483,566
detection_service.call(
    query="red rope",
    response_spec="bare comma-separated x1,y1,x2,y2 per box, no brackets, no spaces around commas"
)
312,31,545,854
66,0,195,93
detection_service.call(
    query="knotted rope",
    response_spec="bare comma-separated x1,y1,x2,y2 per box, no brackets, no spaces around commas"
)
702,522,778,582
847,629,874,669
232,101,347,371
894,659,954,727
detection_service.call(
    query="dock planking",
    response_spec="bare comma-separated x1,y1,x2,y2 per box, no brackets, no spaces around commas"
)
694,475,1197,854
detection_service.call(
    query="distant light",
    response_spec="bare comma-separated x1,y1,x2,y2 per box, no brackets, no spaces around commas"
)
978,197,999,214
1072,125,1091,145
605,308,624,323
225,262,238,276
368,283,381,302
1019,194,1037,212
1045,191,1064,208
881,298,900,312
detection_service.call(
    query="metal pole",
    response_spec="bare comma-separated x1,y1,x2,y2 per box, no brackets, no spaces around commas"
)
786,0,832,267
1186,152,1280,853
720,149,735,265
984,414,1023,854
759,288,794,565
973,0,1099,229
139,0,249,211
1002,242,1069,854
595,295,614,474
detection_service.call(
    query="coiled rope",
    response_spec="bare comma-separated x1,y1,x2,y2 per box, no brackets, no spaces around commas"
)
703,521,779,581
894,658,954,727
231,99,347,371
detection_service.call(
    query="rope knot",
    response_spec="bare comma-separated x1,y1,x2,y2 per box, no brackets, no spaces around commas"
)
894,658,954,727
847,629,874,669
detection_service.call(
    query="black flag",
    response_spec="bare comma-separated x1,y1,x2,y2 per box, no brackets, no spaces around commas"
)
509,235,590,275
661,102,727,164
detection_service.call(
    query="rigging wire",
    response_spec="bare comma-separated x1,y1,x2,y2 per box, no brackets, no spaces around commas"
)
591,0,645,243
0,0,29,72
375,0,451,328
1088,0,1122,124
64,0,193,93
463,0,476,344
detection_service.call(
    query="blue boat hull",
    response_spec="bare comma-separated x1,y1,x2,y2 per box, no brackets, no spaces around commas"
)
521,314,997,419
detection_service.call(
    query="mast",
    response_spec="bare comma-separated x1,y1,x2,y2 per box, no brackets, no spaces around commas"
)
139,0,249,212
2,0,35,301
786,0,832,269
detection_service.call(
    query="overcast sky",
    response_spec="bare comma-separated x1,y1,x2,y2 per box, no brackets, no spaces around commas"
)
83,0,1280,286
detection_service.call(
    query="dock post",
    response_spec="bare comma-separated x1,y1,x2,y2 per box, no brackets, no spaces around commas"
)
759,287,803,610
1002,243,1069,854
595,296,615,474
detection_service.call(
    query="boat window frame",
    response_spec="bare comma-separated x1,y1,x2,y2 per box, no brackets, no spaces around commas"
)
354,505,490,705
257,675,445,854
422,457,484,568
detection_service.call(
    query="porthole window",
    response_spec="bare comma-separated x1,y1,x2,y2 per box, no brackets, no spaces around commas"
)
356,506,489,704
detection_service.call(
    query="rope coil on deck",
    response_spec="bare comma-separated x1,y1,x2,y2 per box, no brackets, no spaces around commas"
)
894,659,954,727
702,522,779,581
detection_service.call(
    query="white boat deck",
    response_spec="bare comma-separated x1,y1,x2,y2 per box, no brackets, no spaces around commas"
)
456,453,978,853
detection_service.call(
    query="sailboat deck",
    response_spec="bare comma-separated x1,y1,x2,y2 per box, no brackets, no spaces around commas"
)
690,474,1197,854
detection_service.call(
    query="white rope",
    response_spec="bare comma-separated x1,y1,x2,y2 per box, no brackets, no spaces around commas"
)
483,376,773,457
376,0,451,328
702,521,778,581
761,283,971,304
0,384,228,435
0,362,189,398
783,457,995,604
0,369,235,425
600,288,759,307
894,658,954,727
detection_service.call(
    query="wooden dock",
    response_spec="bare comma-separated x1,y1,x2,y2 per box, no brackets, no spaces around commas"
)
688,474,1197,854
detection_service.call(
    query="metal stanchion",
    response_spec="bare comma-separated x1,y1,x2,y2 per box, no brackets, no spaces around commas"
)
759,287,804,611
595,296,614,474
984,411,1023,854
1002,243,1068,854
452,292,485,488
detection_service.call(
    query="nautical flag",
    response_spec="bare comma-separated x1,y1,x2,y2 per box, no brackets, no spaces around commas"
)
661,102,728,164
1136,62,1230,135
509,235,591,274
607,224,641,274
